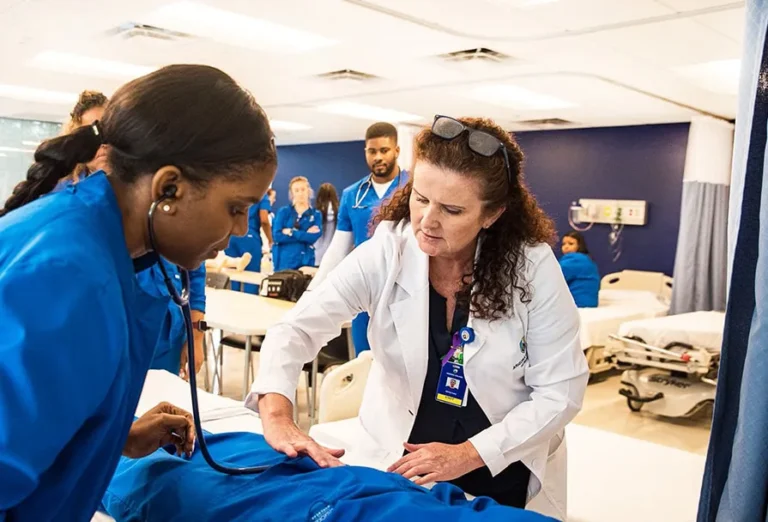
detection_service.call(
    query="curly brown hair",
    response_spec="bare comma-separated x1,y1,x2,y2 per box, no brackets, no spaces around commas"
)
61,90,108,135
374,117,556,321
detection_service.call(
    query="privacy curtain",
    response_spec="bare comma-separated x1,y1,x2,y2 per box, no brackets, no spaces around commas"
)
669,117,733,314
697,2,768,520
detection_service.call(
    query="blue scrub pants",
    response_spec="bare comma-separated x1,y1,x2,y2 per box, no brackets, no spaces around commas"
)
351,313,370,355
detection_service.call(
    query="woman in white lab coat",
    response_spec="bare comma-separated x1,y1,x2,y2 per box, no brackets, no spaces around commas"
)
248,116,589,519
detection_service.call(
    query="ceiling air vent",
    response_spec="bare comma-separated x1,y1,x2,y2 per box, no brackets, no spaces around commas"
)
106,22,194,42
438,47,515,65
315,69,380,82
518,118,575,127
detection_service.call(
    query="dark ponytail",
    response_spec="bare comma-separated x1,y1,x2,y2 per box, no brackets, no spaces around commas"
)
2,64,276,219
0,124,102,217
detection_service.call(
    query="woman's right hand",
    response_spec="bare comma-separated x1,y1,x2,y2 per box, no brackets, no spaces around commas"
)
259,394,345,468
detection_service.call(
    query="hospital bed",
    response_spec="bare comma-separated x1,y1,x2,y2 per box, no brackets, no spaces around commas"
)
604,311,724,418
579,270,672,375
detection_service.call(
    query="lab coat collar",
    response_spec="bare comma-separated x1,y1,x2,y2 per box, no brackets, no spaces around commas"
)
393,223,428,297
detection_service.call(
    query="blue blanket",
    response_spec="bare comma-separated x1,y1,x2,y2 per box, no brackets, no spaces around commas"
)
102,431,554,522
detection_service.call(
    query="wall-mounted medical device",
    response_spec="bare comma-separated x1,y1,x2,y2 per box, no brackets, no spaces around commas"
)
568,199,647,263
570,199,647,226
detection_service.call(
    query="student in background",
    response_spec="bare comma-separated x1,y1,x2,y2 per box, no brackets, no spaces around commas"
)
272,176,322,271
55,90,109,188
309,122,408,355
559,231,600,308
225,192,273,291
314,182,339,266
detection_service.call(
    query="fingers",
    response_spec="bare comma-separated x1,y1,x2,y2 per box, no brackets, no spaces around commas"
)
321,446,346,458
402,464,431,480
403,442,424,452
387,451,419,473
414,473,440,486
278,442,299,459
292,441,343,468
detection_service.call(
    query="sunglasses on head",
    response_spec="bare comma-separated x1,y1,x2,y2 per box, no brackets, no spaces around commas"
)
431,115,514,187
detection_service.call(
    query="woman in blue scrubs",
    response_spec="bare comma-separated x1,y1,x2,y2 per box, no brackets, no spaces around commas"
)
559,231,600,308
138,258,208,379
55,92,210,380
272,176,323,271
0,64,276,521
224,193,272,292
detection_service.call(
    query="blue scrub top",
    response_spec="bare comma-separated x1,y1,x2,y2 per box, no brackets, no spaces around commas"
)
225,194,271,261
272,205,323,271
0,173,170,521
337,169,409,248
559,252,600,308
137,259,207,376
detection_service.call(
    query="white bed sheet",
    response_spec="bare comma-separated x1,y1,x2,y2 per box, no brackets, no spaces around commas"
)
617,311,726,352
579,303,667,350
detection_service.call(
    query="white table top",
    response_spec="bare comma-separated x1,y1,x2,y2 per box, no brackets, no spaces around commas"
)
220,269,267,286
204,288,294,336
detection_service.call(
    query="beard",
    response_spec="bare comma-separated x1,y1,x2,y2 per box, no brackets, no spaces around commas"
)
370,161,396,178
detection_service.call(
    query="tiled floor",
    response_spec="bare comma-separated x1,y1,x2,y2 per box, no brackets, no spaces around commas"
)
208,347,712,454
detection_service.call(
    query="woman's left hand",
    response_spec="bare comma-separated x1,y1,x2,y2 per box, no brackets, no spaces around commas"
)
387,441,485,485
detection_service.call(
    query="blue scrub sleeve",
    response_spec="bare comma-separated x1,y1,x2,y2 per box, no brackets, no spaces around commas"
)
336,189,353,232
292,209,323,244
0,263,121,512
258,194,272,213
188,264,206,312
558,256,577,284
272,207,300,245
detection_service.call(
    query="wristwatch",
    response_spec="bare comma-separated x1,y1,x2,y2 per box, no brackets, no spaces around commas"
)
193,319,209,332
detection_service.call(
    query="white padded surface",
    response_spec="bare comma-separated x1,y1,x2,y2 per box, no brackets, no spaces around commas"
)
579,303,667,350
617,311,726,352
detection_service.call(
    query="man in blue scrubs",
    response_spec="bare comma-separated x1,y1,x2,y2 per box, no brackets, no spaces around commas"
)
225,193,273,292
310,122,408,355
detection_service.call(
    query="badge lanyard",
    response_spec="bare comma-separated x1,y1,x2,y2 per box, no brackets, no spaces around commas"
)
435,327,474,408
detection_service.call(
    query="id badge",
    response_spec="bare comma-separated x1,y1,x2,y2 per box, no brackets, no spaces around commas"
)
436,360,468,407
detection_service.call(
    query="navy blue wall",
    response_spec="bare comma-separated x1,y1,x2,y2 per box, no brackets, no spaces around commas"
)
276,122,690,277
273,140,368,210
516,123,689,277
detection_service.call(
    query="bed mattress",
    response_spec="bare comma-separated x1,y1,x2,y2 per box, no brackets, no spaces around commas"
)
616,311,726,352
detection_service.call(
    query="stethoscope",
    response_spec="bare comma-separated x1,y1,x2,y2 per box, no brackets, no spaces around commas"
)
148,189,270,475
352,170,401,209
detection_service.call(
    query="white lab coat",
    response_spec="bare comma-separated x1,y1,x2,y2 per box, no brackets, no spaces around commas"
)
248,221,589,520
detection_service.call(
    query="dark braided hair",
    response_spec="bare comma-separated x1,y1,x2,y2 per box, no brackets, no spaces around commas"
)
0,64,276,218
374,117,556,321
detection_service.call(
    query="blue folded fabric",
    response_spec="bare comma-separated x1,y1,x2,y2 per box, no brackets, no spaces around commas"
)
102,431,554,522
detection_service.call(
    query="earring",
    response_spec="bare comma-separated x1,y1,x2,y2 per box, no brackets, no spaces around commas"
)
162,204,171,212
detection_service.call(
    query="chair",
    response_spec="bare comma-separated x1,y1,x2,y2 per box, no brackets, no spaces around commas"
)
217,330,350,424
317,351,373,424
205,272,231,290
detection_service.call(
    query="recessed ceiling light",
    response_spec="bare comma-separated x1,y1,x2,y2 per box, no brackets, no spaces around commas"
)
30,51,156,79
0,146,36,153
467,84,576,111
21,140,41,147
674,59,740,96
316,101,422,122
148,1,337,53
0,85,78,105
